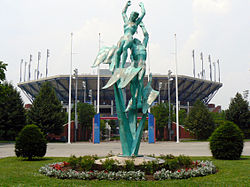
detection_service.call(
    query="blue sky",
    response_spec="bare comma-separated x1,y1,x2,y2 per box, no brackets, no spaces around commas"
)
0,0,249,109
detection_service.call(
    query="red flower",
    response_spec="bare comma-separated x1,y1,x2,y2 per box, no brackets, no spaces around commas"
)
177,170,181,172
52,163,63,170
185,168,188,171
63,161,70,166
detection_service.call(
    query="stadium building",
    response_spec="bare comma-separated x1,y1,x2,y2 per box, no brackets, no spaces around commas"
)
18,69,223,115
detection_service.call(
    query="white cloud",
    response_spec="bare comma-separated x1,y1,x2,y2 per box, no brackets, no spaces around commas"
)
193,0,231,14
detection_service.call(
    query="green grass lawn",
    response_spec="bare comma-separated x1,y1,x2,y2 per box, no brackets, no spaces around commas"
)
0,156,250,186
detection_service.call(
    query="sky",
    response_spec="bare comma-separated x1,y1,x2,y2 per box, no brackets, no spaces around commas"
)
0,0,249,109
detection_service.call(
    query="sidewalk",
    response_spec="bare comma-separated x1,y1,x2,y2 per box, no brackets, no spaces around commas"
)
1,141,250,158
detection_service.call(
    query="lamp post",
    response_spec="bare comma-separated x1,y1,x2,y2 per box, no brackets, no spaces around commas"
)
37,52,41,80
82,81,86,103
158,82,162,104
217,59,220,83
89,89,92,104
74,68,78,142
20,59,23,82
24,61,27,82
28,55,32,81
46,49,50,77
34,69,37,80
213,62,216,82
200,52,204,79
168,70,172,141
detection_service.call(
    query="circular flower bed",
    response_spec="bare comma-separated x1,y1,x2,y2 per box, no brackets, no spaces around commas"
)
153,160,216,180
39,163,145,180
39,156,216,181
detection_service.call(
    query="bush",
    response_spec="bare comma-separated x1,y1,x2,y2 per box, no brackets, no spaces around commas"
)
209,121,244,160
15,124,47,160
177,155,193,168
166,158,179,171
139,160,161,174
68,155,79,169
80,156,96,171
124,159,135,171
100,158,119,171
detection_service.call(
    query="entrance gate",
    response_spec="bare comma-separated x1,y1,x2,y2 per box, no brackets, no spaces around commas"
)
92,113,155,144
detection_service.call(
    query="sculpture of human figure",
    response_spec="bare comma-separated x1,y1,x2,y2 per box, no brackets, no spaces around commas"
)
127,21,148,111
113,1,145,70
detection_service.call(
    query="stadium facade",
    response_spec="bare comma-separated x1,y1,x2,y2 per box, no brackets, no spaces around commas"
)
18,69,223,115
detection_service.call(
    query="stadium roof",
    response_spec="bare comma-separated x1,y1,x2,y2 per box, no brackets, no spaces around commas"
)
18,74,222,106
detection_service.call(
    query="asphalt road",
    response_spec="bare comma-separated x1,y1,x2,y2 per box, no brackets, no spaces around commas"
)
1,141,250,158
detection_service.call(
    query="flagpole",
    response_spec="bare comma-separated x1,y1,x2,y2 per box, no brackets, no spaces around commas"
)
174,34,179,143
68,32,73,144
97,33,100,114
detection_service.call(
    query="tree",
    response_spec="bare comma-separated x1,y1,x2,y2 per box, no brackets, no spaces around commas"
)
211,110,226,128
15,124,47,160
27,82,65,135
151,103,174,140
225,93,250,138
173,109,187,126
151,103,173,128
77,102,96,127
185,100,215,140
76,102,96,140
0,61,7,83
0,82,26,140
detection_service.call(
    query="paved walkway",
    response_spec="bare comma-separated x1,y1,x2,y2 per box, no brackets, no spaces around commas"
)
1,141,250,158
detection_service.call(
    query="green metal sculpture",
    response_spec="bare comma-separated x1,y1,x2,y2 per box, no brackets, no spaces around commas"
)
93,1,158,156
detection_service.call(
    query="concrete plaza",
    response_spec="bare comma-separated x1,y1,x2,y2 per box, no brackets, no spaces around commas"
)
1,141,250,158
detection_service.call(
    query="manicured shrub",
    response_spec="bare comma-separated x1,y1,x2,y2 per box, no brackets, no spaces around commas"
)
167,158,179,171
139,160,160,174
209,121,244,160
100,158,119,171
15,124,47,160
68,155,80,169
177,155,193,168
80,156,96,171
124,159,135,171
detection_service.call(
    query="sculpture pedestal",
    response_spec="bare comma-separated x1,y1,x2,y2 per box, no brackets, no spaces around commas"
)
95,156,164,166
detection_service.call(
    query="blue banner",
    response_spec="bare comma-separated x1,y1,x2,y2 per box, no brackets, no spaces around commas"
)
148,113,155,143
93,113,100,144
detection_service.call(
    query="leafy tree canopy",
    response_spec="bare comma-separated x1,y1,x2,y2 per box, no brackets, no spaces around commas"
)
27,82,65,135
185,100,215,140
225,93,250,137
0,82,26,140
0,61,7,83
211,110,226,128
151,103,174,129
77,102,96,127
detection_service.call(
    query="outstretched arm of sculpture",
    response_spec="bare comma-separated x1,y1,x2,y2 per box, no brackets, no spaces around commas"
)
122,1,131,23
140,22,149,48
135,2,146,26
